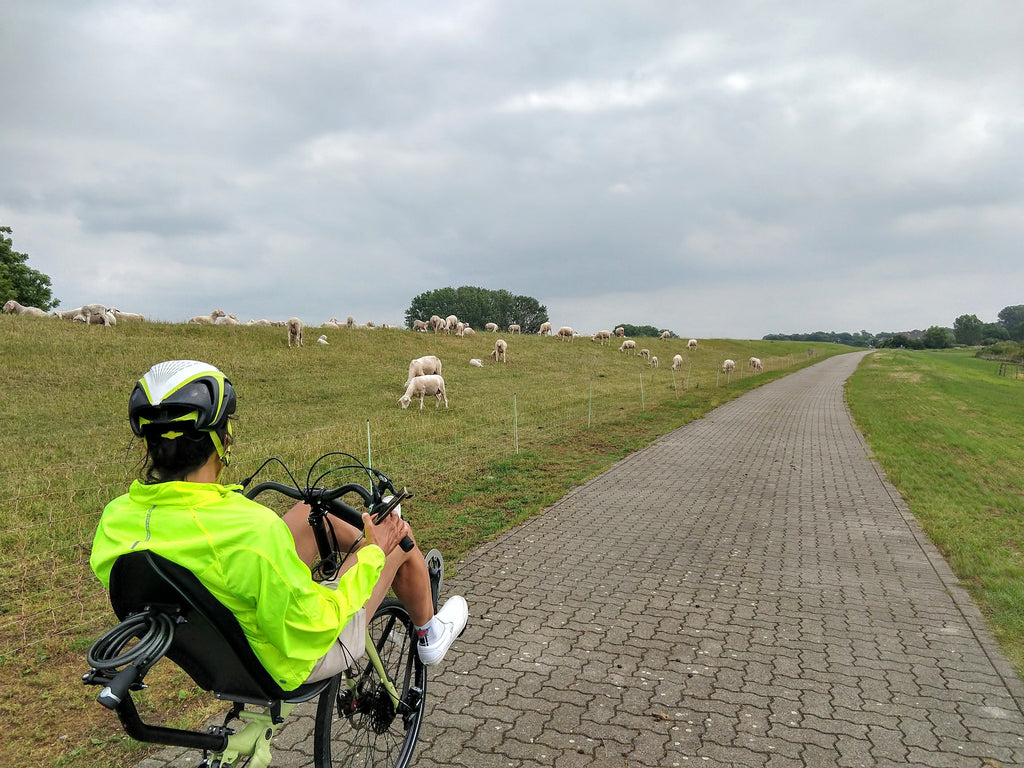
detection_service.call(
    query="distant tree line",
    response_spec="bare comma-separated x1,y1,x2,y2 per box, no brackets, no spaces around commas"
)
1,226,58,311
615,324,672,338
405,286,548,333
765,306,1024,351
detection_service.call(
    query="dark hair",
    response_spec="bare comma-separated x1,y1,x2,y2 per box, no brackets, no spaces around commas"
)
141,426,232,483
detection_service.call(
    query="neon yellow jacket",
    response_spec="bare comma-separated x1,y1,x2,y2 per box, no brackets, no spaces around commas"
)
90,479,385,690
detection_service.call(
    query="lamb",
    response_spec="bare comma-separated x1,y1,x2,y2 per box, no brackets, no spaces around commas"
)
538,322,552,335
218,313,240,325
317,334,329,345
650,356,659,368
398,374,448,410
490,338,508,363
78,303,113,326
671,354,683,371
109,307,145,322
287,317,304,348
407,355,442,386
749,357,763,372
412,319,429,332
639,348,651,360
430,315,445,333
463,326,476,335
445,315,459,333
508,324,521,334
555,326,574,341
659,331,671,340
455,322,466,338
321,317,341,329
721,359,736,373
247,318,273,326
3,300,49,317
590,330,612,344
485,322,499,332
51,306,83,320
469,358,483,367
189,309,226,325
618,339,636,354
346,316,356,329
615,327,625,337
687,339,698,350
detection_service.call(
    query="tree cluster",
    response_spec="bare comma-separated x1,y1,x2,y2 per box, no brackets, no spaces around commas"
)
1,227,58,311
405,286,548,333
615,324,672,339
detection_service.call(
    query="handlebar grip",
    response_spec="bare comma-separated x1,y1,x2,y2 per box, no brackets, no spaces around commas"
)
400,535,414,552
97,664,141,709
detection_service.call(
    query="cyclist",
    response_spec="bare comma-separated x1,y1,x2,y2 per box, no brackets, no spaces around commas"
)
89,359,468,691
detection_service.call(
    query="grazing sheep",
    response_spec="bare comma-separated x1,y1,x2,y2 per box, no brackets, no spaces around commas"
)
687,338,698,350
659,331,670,340
508,324,521,334
412,319,429,332
444,315,458,333
346,316,355,329
556,326,574,341
287,317,304,348
615,327,625,337
538,322,552,335
317,334,329,345
3,300,49,317
490,338,508,363
618,339,636,354
671,354,683,371
485,322,499,332
50,306,83,320
721,359,736,374
109,307,145,323
591,330,612,345
189,309,226,325
650,356,659,368
463,326,476,335
407,355,442,386
430,315,445,333
455,321,466,338
398,374,448,410
469,358,483,367
749,357,763,372
639,348,651,360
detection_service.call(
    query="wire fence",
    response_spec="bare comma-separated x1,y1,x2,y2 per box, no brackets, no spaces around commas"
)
0,350,810,661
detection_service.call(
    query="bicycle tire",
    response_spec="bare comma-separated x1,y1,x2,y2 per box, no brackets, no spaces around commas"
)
313,597,427,768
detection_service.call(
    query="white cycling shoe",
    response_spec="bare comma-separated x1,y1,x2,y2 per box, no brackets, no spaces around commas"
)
417,595,468,666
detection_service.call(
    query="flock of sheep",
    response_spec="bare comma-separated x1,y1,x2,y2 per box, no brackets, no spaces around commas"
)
5,301,767,401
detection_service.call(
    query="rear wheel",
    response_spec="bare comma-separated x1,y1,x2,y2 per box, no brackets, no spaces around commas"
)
313,598,427,768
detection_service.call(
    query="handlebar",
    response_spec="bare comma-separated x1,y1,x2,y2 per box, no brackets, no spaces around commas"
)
242,454,415,554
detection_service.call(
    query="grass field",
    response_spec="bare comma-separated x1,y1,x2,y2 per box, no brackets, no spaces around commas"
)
845,348,1024,676
0,316,845,768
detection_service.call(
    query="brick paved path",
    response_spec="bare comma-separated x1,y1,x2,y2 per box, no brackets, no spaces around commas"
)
139,351,1024,767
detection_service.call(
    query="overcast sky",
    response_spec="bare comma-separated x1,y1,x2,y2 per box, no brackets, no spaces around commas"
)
2,2,1022,338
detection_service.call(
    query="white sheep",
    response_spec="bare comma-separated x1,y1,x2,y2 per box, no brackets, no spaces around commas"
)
639,348,651,360
463,326,476,335
287,317,304,348
618,339,636,354
188,309,226,325
508,324,521,334
469,358,483,367
749,357,763,372
429,315,445,333
556,326,574,341
490,338,508,363
412,319,429,332
650,356,659,368
346,316,355,329
407,355,442,386
317,334,329,345
538,322,552,335
722,359,736,373
50,306,83,320
455,321,466,338
485,322,499,332
398,374,449,410
109,307,145,322
218,313,240,325
671,354,683,371
321,317,341,329
78,303,113,326
659,331,670,340
615,327,625,337
591,330,612,345
687,338,698,350
3,300,49,317
247,318,273,326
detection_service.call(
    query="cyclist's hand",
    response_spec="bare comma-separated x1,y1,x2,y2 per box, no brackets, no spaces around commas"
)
362,511,412,555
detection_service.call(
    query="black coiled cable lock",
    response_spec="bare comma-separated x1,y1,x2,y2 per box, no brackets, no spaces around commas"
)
84,609,177,708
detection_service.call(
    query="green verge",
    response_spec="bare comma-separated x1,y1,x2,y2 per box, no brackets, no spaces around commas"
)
846,348,1024,677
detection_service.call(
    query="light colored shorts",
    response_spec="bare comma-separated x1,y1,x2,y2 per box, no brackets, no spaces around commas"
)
305,606,367,683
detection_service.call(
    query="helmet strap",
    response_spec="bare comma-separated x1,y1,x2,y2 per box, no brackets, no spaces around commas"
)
210,422,232,472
